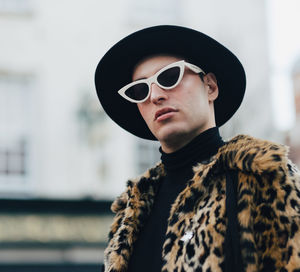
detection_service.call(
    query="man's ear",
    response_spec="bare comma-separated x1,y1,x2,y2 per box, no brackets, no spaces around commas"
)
204,72,218,102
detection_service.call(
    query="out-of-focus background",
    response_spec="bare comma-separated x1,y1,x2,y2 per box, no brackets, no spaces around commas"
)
0,0,299,271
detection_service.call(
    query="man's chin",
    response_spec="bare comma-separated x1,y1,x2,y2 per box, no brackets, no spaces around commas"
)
154,126,187,144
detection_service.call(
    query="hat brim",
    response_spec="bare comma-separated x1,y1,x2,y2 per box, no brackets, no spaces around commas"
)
95,25,246,140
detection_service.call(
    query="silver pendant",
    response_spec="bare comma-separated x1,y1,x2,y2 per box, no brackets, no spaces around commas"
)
180,230,194,242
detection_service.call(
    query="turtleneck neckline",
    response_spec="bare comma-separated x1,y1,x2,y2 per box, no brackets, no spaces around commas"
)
159,127,224,171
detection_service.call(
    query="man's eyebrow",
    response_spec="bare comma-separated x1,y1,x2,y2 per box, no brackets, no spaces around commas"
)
133,63,169,81
133,76,147,81
133,67,161,81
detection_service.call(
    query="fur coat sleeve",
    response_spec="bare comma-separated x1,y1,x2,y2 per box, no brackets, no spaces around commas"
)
103,135,300,272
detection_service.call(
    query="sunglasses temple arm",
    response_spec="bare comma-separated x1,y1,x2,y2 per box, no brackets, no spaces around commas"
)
185,63,206,74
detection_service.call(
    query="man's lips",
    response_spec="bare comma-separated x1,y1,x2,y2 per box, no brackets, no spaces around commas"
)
154,107,178,121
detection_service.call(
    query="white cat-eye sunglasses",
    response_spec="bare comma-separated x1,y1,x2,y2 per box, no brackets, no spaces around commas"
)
118,60,205,103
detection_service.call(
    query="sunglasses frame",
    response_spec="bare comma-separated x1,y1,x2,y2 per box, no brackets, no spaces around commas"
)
118,60,206,103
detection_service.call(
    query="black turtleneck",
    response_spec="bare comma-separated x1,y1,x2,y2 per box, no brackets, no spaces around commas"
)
127,127,224,272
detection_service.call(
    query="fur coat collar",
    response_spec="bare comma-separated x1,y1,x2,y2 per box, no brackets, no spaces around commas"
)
104,134,300,272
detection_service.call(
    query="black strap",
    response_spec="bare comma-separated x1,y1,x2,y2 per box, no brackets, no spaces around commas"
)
225,171,243,272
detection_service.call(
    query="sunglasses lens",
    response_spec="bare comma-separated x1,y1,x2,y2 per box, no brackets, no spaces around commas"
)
157,66,181,87
125,83,149,101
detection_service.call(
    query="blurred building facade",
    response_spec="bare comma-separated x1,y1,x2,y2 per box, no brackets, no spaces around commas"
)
0,0,280,201
287,58,300,167
0,198,112,271
0,0,295,270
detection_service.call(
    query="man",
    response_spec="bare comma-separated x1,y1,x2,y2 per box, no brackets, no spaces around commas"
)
95,25,300,272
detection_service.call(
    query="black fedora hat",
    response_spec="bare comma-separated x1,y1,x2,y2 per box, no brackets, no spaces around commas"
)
95,25,246,140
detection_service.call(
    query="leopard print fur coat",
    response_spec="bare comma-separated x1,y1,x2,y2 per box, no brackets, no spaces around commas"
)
104,135,300,272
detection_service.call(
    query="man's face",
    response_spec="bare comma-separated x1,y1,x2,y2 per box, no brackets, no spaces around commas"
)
133,55,218,152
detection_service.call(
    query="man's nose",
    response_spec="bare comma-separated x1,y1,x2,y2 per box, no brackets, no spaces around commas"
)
149,83,168,104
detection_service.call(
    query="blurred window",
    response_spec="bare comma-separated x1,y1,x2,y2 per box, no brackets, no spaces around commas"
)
0,0,33,15
0,140,26,175
136,140,160,174
0,73,32,189
127,0,181,25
